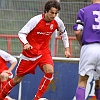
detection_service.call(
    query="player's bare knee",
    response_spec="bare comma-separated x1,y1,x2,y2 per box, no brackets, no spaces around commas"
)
43,64,54,74
46,68,54,74
46,69,54,74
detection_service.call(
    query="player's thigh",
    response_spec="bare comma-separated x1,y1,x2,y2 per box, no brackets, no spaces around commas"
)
16,59,38,76
39,53,54,73
79,44,97,76
93,45,100,84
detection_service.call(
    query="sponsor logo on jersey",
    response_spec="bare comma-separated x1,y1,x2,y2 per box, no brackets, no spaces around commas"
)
37,32,52,35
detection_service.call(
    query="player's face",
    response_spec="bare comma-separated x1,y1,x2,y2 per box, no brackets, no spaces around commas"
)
45,7,59,22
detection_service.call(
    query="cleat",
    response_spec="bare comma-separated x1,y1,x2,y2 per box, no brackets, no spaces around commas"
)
5,96,16,100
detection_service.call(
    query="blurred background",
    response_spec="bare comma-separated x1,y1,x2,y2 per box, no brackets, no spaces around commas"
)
0,0,91,58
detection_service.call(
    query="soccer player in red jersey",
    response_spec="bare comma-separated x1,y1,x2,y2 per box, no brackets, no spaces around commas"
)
0,0,70,100
0,50,17,100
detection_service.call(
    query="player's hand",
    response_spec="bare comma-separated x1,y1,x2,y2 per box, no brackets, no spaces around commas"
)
23,43,33,50
2,70,13,79
2,70,11,73
64,48,71,58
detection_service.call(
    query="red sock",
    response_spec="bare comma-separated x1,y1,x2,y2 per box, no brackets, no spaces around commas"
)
34,73,53,99
0,79,15,99
1,81,7,90
0,81,1,92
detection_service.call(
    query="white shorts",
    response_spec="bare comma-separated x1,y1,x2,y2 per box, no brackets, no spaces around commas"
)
93,70,99,80
79,43,100,77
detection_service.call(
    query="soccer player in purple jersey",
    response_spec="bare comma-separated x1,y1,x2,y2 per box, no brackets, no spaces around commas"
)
73,0,100,100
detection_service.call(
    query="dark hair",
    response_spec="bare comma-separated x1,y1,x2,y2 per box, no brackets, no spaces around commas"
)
44,0,61,13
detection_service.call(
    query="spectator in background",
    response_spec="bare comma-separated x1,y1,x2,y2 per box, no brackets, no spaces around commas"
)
0,49,17,100
0,0,70,100
73,0,100,100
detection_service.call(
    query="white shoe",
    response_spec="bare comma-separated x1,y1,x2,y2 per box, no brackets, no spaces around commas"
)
5,96,16,100
38,98,48,100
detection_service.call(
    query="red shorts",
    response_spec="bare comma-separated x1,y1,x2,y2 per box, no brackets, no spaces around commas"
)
16,53,54,76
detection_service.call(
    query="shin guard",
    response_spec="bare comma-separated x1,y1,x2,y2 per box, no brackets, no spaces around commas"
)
35,73,53,99
1,81,7,90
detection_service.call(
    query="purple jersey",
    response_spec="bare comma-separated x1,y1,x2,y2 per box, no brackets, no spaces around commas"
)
73,3,100,45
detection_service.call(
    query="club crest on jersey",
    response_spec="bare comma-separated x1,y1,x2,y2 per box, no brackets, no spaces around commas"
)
50,24,53,30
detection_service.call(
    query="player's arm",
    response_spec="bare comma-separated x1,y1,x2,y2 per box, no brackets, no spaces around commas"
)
8,56,17,72
60,29,70,58
0,50,17,72
18,17,37,50
74,29,82,46
2,56,17,79
73,9,84,46
56,17,70,58
18,18,33,50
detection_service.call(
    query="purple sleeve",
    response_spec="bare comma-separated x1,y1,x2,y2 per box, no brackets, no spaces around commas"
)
73,9,84,31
